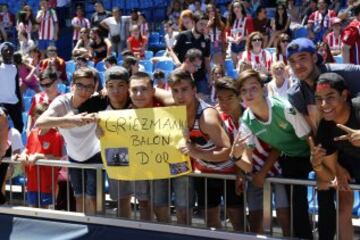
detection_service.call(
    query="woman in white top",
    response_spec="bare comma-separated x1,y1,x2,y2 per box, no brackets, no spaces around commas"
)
267,61,291,99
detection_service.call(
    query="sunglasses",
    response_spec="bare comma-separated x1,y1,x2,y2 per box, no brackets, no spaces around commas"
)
75,82,95,93
252,38,263,42
40,81,56,88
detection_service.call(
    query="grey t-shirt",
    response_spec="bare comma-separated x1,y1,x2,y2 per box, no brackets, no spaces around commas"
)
46,93,100,162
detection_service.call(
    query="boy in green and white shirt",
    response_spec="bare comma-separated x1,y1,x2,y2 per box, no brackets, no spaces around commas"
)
231,69,313,239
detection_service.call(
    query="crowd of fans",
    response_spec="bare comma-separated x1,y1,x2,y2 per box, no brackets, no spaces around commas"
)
1,0,360,239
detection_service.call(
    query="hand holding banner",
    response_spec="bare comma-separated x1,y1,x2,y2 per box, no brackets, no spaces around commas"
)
99,106,191,180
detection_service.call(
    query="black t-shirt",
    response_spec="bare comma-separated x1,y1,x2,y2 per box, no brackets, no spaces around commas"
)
173,30,210,82
288,63,360,116
316,105,360,179
78,95,132,113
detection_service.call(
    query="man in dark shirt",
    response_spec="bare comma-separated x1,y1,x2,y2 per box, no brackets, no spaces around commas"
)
91,1,111,36
286,38,360,240
313,72,360,240
172,12,211,97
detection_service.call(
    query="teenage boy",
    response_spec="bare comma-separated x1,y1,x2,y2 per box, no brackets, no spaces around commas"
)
168,68,232,228
35,67,99,215
232,69,312,239
313,72,360,240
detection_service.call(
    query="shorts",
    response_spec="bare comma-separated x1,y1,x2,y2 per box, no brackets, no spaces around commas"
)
194,177,243,209
247,181,289,211
68,152,102,198
152,176,195,209
38,40,56,50
27,191,53,206
230,41,245,54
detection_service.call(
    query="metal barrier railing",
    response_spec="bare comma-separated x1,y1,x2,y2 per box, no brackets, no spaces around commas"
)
263,177,360,239
5,158,360,239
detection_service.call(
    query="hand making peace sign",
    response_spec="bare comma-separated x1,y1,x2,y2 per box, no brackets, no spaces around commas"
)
334,124,360,147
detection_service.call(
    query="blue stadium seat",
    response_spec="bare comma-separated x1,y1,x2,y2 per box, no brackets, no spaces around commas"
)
148,32,160,48
24,88,36,98
98,72,105,86
265,47,276,54
224,58,235,76
95,61,106,72
65,60,76,75
293,27,308,39
155,50,166,57
23,96,32,112
144,50,154,60
228,69,238,80
140,60,153,73
88,61,95,68
57,83,68,94
353,191,360,215
266,8,276,19
155,60,175,71
307,171,318,214
334,55,343,64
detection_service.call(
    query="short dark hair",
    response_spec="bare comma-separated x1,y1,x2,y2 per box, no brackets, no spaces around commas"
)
215,77,239,95
185,48,202,62
316,72,348,95
129,71,153,87
236,69,263,91
104,55,117,65
168,68,195,87
153,69,165,79
40,68,58,81
72,67,97,84
193,12,209,23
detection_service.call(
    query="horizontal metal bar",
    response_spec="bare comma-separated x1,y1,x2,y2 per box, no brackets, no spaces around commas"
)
266,177,360,190
0,206,277,240
2,158,103,170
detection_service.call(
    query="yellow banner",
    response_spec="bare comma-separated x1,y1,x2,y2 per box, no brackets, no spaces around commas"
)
99,106,191,180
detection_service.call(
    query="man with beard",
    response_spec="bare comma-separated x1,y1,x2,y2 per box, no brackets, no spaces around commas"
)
172,12,211,97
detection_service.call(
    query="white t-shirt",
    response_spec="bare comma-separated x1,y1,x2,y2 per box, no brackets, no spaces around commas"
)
267,79,290,99
102,16,121,36
165,31,179,49
46,93,100,162
8,128,24,152
0,63,18,104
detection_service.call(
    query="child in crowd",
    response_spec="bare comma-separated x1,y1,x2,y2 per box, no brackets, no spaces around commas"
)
13,102,64,208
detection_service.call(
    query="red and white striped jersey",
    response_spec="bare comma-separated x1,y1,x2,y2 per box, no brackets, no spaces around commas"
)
324,31,342,52
240,49,272,72
341,19,360,65
228,16,254,39
308,10,336,30
36,9,58,40
71,16,90,41
209,26,223,43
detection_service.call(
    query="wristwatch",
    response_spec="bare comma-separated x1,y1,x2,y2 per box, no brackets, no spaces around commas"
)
230,155,242,163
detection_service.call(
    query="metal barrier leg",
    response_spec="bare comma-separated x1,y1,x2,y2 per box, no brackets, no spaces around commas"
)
336,188,339,240
96,167,104,214
290,184,293,237
223,179,227,230
263,180,272,234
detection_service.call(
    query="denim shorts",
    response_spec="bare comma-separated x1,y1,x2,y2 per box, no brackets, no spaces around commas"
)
230,41,245,54
27,192,53,206
247,181,289,211
68,152,102,198
152,176,194,208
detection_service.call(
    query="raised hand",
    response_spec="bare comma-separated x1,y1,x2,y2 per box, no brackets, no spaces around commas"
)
308,136,326,170
230,132,251,159
334,124,360,147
